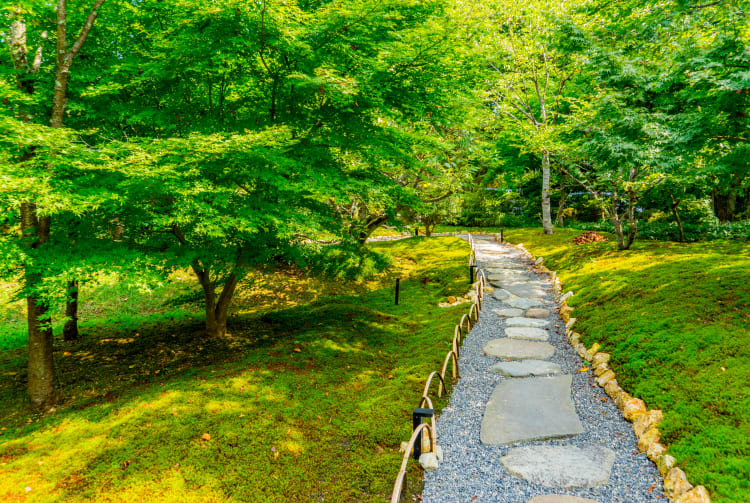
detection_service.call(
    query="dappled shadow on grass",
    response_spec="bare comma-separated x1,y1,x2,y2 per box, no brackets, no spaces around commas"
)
0,237,468,502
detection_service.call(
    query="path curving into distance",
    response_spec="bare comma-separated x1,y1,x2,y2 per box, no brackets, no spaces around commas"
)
421,236,666,503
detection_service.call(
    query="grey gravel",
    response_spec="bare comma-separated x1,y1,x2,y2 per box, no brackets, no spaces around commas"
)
422,239,665,503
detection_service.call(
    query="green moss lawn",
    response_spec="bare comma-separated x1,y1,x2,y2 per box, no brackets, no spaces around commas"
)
0,237,469,502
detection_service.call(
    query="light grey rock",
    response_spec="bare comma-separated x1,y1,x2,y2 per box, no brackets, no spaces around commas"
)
493,307,525,318
490,359,561,377
527,496,601,503
500,445,615,488
560,291,575,302
419,452,439,471
525,308,551,319
503,282,549,299
489,271,532,283
505,327,550,341
480,375,583,445
506,317,550,328
492,289,513,301
506,297,545,309
486,264,516,272
483,339,555,360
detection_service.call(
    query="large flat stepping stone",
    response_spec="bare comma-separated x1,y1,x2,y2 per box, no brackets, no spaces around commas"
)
493,289,513,301
506,317,549,328
528,496,601,503
505,327,549,341
490,359,561,377
480,375,583,445
493,307,524,318
503,282,549,298
486,264,516,272
500,445,615,488
489,270,531,280
506,297,544,309
483,339,555,359
526,308,551,319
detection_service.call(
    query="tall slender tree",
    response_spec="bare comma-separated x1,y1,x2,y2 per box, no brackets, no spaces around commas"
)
5,0,106,407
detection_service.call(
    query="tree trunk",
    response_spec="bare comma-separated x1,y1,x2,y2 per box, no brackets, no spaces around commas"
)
670,195,685,243
624,188,638,250
21,203,59,408
555,176,567,226
541,151,554,235
424,221,434,237
354,214,389,246
713,188,738,222
611,216,627,250
204,298,226,338
192,263,238,338
63,280,79,341
49,0,107,348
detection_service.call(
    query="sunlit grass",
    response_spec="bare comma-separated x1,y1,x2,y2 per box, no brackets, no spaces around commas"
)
0,237,470,502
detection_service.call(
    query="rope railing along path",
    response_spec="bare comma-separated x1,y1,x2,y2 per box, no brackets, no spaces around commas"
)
389,233,488,503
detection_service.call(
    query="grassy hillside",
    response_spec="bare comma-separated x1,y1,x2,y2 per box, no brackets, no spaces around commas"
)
470,226,748,503
0,237,469,502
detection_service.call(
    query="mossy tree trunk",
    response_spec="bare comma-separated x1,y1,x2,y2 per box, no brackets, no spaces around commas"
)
670,194,685,243
21,203,60,408
541,150,554,235
63,280,79,341
193,267,239,338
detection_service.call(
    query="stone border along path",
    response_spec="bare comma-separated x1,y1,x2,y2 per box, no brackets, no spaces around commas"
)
422,236,666,503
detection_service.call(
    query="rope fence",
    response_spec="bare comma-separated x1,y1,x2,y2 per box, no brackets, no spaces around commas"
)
388,232,487,502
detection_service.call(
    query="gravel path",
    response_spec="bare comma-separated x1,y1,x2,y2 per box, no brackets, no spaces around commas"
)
422,238,666,503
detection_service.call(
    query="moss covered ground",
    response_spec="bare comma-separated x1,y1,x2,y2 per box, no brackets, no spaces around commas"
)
0,237,469,502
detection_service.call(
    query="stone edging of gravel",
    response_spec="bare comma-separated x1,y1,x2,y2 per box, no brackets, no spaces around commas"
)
509,240,711,503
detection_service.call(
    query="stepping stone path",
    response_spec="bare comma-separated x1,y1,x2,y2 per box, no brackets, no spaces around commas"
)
493,289,513,301
505,327,550,341
503,282,549,299
506,317,550,328
484,338,555,359
422,236,666,503
490,359,561,377
526,307,551,319
481,375,584,445
493,307,524,318
528,496,601,503
500,445,616,488
489,271,532,284
506,296,545,309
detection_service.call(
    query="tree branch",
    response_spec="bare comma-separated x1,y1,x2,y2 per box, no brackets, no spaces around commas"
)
65,0,106,64
422,190,454,203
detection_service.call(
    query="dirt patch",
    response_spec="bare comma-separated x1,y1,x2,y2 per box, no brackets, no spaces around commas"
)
572,231,608,245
